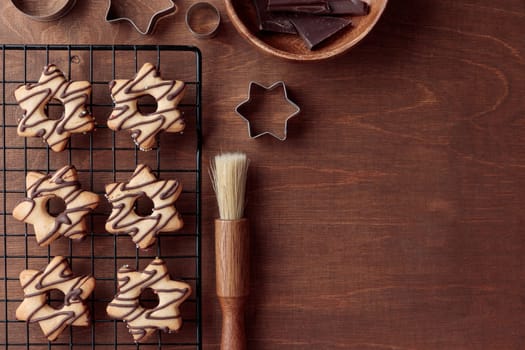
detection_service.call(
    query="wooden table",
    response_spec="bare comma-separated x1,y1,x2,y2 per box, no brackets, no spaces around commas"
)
0,0,524,348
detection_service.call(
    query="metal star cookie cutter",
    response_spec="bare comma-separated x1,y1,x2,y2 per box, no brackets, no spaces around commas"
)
235,81,300,141
105,0,176,35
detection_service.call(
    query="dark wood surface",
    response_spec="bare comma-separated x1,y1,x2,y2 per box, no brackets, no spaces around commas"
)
1,0,524,348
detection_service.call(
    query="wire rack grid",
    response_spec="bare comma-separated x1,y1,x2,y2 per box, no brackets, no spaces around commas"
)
0,45,202,349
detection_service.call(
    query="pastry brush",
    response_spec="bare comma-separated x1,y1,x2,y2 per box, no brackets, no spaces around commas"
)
210,152,250,350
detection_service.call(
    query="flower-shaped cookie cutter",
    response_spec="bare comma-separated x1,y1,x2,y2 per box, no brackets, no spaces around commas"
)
235,81,300,141
105,0,176,35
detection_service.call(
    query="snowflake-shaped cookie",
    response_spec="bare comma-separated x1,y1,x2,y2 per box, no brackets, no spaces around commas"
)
16,256,95,341
12,165,100,246
14,64,94,152
106,258,191,342
105,164,184,249
108,62,186,151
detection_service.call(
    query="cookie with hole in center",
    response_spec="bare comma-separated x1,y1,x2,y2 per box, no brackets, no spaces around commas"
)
14,64,94,152
105,164,184,249
108,62,186,151
106,258,191,342
16,256,95,341
12,165,100,246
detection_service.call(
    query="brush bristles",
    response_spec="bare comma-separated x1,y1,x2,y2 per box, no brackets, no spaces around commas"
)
210,152,249,220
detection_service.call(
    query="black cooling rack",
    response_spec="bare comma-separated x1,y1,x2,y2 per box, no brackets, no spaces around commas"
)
0,45,202,349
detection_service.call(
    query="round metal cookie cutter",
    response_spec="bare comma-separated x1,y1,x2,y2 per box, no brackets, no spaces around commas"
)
10,0,76,21
185,2,221,39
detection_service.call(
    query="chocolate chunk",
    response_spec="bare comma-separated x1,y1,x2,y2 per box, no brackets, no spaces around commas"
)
253,0,297,33
263,17,297,34
267,0,330,14
265,0,369,15
328,0,370,15
290,15,351,50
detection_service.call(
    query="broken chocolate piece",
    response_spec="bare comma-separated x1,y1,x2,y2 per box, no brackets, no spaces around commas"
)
265,0,369,15
290,15,351,49
267,0,329,14
328,0,370,15
251,0,370,50
253,0,297,33
262,16,297,34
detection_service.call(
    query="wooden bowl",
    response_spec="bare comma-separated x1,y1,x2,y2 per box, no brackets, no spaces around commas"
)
224,0,388,61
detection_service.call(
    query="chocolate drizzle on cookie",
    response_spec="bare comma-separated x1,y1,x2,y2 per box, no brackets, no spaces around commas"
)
108,62,186,151
16,256,95,341
106,258,191,343
105,164,183,250
12,165,100,246
14,64,94,152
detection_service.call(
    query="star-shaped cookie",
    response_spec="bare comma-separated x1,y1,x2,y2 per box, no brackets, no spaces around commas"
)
16,256,95,341
235,81,300,141
12,165,100,246
14,64,94,152
108,62,186,151
105,164,184,249
106,258,191,342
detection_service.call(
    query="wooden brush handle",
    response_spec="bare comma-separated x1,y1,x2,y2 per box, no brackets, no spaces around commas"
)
219,296,248,350
215,219,249,350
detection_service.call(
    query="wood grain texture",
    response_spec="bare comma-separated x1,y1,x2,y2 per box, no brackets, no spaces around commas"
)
224,0,389,61
215,219,250,298
0,0,524,349
215,219,250,350
219,296,248,350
